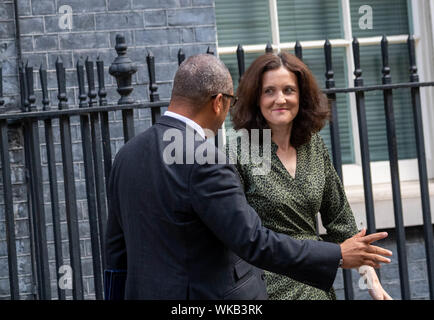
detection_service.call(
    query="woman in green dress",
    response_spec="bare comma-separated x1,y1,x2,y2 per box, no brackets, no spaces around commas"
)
229,52,392,300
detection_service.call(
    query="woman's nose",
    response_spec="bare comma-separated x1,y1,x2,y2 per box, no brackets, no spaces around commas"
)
275,91,286,104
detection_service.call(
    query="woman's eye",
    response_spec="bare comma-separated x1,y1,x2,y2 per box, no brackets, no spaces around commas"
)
284,87,294,94
264,88,273,95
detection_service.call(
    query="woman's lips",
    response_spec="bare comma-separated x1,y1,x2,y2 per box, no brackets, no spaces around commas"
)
272,108,288,112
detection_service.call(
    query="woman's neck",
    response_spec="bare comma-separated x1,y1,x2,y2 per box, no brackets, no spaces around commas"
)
270,123,293,151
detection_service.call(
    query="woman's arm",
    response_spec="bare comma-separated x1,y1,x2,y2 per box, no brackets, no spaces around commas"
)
317,134,393,299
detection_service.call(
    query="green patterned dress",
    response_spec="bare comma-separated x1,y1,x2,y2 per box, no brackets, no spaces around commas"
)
233,132,358,300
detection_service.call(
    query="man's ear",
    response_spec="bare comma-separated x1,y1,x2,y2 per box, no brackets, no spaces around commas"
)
211,93,223,115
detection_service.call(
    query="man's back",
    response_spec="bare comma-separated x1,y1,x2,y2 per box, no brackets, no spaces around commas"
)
105,116,269,299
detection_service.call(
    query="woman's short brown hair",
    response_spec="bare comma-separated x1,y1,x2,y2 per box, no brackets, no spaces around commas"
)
230,51,330,148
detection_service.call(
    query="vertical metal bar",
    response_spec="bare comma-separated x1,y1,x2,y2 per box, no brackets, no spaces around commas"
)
147,51,161,126
56,57,84,299
178,49,185,66
352,38,377,237
78,58,103,300
96,57,112,195
41,63,65,300
96,57,110,177
0,72,19,298
0,64,3,107
25,63,51,299
408,35,434,299
19,62,39,299
236,44,245,83
324,40,354,300
89,58,108,272
381,36,410,299
295,41,303,60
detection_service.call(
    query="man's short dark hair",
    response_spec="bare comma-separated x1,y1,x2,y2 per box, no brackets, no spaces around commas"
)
171,54,233,108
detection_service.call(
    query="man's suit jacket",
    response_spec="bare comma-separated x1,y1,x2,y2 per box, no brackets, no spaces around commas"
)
105,115,342,300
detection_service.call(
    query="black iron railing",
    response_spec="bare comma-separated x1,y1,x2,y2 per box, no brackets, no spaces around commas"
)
0,34,433,300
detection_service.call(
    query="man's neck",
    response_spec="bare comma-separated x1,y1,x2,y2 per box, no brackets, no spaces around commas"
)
167,101,209,132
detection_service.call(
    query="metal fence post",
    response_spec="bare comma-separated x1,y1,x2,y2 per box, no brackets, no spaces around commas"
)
56,57,84,299
381,35,410,299
408,35,434,299
324,39,354,300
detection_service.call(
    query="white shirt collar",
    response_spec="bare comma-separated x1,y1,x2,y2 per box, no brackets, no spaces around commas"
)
164,110,206,139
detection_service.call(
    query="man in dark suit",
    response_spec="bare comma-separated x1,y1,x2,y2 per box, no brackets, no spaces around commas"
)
104,54,392,300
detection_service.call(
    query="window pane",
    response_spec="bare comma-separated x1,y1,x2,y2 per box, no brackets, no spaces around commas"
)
215,0,272,47
278,0,343,42
351,0,409,37
358,43,416,161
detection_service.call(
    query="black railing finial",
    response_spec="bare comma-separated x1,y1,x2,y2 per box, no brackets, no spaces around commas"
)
19,61,29,112
85,57,97,107
55,56,68,110
381,35,391,83
96,56,108,106
295,40,302,60
352,38,363,86
76,57,88,108
324,39,334,89
39,63,50,110
109,34,137,105
407,35,418,82
236,44,245,82
265,42,273,53
178,48,185,66
25,61,36,111
146,50,159,102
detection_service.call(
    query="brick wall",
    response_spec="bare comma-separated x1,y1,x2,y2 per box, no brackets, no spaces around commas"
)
0,0,217,299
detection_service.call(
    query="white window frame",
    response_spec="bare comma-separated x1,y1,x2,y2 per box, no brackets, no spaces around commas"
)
217,0,434,188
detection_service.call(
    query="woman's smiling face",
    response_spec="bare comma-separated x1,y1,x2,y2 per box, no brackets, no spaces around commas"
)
259,66,300,130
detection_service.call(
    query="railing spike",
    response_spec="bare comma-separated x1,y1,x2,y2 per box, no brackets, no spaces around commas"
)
146,50,159,102
77,57,88,108
85,57,97,107
39,63,50,110
324,39,334,89
295,41,302,60
55,56,68,110
178,48,185,66
265,42,273,53
236,44,245,81
25,61,36,111
96,56,107,106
